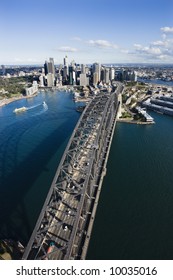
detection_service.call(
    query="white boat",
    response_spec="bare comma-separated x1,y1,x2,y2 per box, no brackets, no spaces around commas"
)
13,106,27,113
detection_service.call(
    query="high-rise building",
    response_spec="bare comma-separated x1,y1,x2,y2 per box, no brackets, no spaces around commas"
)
110,68,115,81
81,64,86,74
47,73,55,87
105,68,110,84
39,75,44,87
44,58,55,75
69,66,76,85
63,56,69,76
44,61,48,75
48,58,55,75
93,72,99,85
80,73,89,86
64,55,68,67
93,62,100,82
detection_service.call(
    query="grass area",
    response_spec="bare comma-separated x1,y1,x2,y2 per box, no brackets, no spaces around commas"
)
0,76,33,98
120,112,132,118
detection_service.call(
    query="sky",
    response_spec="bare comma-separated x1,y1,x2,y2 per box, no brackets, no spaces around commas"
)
0,0,173,65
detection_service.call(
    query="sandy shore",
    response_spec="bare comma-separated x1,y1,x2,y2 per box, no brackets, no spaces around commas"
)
0,94,37,108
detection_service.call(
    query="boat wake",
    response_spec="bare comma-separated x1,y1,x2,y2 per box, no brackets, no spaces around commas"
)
27,102,45,110
14,102,48,116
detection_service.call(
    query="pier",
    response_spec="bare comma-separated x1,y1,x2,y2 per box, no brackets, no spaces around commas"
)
22,85,122,260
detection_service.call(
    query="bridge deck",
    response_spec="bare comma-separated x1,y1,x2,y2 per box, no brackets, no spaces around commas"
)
22,88,120,260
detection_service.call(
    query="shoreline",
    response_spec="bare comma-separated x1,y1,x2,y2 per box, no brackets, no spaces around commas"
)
0,93,38,108
117,118,155,125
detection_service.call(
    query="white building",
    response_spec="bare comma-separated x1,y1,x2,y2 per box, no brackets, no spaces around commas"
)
47,73,54,87
25,81,38,96
39,75,44,87
80,73,89,86
110,68,115,80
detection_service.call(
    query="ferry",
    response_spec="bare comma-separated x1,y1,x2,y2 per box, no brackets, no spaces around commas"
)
13,106,27,113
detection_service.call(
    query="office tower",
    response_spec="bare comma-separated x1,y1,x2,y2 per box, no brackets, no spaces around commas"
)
47,73,55,87
81,64,86,74
39,75,44,87
93,62,100,81
93,72,99,85
101,68,105,82
105,68,110,84
110,68,115,81
48,57,55,75
80,73,89,86
44,61,48,75
63,56,69,78
63,66,68,78
64,55,68,67
44,58,55,75
69,66,76,85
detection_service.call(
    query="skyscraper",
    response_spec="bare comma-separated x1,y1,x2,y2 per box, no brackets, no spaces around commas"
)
44,61,48,75
105,68,110,84
93,62,100,82
93,72,99,85
81,64,86,74
110,68,115,81
48,58,55,75
80,73,89,86
63,56,69,77
44,58,55,75
64,55,68,67
47,73,55,87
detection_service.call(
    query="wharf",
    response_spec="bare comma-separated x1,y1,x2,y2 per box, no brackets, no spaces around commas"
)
118,119,155,125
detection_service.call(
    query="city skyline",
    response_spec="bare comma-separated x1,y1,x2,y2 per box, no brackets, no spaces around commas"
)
1,0,173,65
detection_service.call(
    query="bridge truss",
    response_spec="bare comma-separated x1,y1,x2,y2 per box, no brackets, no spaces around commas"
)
23,90,120,260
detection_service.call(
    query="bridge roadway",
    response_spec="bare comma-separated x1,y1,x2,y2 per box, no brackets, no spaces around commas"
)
22,85,122,260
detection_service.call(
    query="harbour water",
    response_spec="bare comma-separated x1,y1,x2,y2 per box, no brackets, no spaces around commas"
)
1,87,173,260
0,90,80,244
87,112,173,260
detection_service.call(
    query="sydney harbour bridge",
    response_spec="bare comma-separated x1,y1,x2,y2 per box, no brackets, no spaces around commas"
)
22,84,122,260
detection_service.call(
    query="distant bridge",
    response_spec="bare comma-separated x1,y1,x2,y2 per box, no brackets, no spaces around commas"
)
22,85,122,260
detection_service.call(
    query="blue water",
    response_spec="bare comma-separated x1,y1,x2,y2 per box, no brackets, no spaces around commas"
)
87,111,173,260
138,78,173,86
0,90,80,244
1,86,173,260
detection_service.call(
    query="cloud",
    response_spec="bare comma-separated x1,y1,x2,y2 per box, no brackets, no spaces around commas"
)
160,26,173,33
123,26,173,62
71,37,82,41
56,46,78,52
134,44,162,55
151,40,167,46
88,39,118,49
